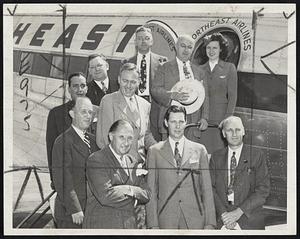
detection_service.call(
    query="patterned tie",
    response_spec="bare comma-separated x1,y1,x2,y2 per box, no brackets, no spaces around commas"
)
174,142,182,168
120,155,129,175
83,132,91,151
139,55,147,93
183,62,191,80
228,152,237,196
101,81,108,94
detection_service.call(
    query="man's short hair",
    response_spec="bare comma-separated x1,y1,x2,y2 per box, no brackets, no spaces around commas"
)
108,119,133,135
71,96,91,110
119,63,139,76
176,34,195,45
88,54,107,67
219,116,245,134
164,105,187,122
68,72,86,87
135,26,152,35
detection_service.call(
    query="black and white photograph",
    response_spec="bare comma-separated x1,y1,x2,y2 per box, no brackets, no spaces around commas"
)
3,3,296,235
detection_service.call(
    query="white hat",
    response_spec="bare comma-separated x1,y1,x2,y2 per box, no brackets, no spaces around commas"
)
171,79,205,114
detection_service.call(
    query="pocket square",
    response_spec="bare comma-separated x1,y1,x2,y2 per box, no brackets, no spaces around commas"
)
219,75,226,79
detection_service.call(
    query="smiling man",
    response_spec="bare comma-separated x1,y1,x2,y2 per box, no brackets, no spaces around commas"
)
52,97,98,228
146,105,216,229
210,116,270,229
46,72,88,190
96,63,156,162
151,35,209,142
83,119,151,228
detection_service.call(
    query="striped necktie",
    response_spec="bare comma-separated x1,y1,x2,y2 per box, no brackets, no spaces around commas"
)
183,62,191,80
83,132,91,151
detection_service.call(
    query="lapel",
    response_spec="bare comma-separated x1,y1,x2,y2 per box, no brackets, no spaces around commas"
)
170,60,180,85
115,91,140,129
222,148,229,188
150,53,157,82
106,146,130,184
203,61,211,74
69,126,90,158
181,139,191,166
158,139,177,168
234,145,249,181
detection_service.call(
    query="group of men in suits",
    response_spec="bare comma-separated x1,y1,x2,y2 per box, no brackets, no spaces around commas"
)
46,25,270,230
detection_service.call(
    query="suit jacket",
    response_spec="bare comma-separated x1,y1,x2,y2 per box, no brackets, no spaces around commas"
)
151,59,209,136
146,138,216,229
209,145,270,229
46,101,74,182
86,78,119,106
51,126,98,225
96,90,156,161
200,60,237,125
123,52,168,141
83,146,151,228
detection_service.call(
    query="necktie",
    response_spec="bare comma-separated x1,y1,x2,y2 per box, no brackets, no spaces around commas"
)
183,62,191,80
139,55,147,93
120,155,129,175
228,152,237,195
83,132,91,151
129,97,141,127
174,142,182,168
101,81,108,94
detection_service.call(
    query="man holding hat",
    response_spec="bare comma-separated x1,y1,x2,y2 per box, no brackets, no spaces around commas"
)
151,34,209,142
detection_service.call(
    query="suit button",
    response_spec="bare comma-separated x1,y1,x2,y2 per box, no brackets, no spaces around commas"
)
179,200,182,203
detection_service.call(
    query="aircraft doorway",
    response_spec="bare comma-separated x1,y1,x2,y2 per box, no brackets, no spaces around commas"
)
192,27,241,68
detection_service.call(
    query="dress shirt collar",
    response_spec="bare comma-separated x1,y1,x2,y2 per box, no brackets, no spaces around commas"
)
209,59,218,71
137,51,151,62
176,57,190,67
169,136,185,156
94,77,109,90
72,124,86,142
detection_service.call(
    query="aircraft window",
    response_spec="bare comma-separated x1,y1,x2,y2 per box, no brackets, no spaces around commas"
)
237,72,287,113
68,56,88,80
31,53,52,77
13,50,22,73
50,55,70,80
192,28,240,68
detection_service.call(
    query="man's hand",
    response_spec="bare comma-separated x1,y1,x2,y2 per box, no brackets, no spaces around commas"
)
197,118,208,131
71,211,84,225
225,221,237,230
170,91,190,103
221,208,244,226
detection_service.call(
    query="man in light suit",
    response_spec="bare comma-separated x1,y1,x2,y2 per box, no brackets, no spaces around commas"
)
52,97,99,228
46,72,88,190
146,105,216,229
96,63,156,162
83,119,151,228
86,54,119,106
209,116,270,229
122,26,168,141
151,35,209,142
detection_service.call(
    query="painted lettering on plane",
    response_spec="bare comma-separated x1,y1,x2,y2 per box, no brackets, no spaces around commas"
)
14,22,140,52
192,17,252,51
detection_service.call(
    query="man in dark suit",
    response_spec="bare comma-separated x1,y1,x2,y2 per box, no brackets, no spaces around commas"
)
151,35,209,142
123,26,168,141
146,105,216,229
46,72,88,189
83,119,151,228
86,54,119,106
209,116,270,229
52,96,98,228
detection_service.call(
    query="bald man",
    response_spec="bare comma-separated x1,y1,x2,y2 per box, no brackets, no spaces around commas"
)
151,35,209,142
52,97,99,228
209,116,270,229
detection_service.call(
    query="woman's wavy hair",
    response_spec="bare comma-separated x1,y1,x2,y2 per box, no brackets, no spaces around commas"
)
203,32,229,61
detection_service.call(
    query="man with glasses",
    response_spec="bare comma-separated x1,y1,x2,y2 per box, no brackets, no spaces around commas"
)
86,54,119,106
46,72,88,190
